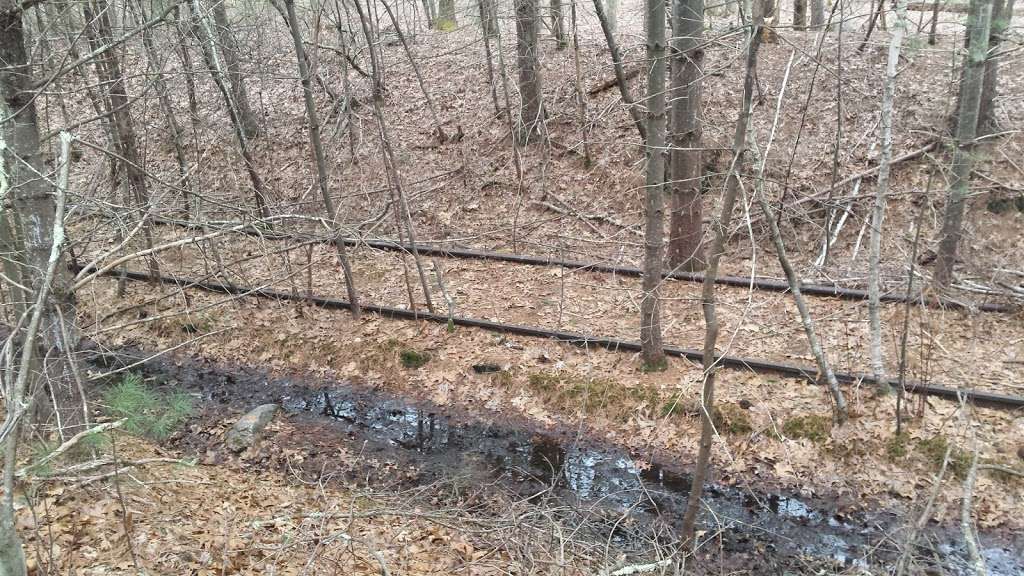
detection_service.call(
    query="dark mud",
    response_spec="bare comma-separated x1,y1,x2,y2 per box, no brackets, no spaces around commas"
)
90,350,1023,575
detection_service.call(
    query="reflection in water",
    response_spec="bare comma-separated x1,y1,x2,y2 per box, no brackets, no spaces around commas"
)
257,387,1024,576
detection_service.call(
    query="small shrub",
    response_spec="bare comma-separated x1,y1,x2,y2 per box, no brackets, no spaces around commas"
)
782,414,832,443
103,372,192,440
399,349,431,369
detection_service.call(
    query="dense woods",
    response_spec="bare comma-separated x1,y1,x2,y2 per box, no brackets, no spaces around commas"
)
1,0,1023,573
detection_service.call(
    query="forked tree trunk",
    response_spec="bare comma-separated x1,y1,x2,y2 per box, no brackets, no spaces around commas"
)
84,0,161,282
934,0,993,287
281,0,362,317
978,0,1015,135
640,0,667,370
551,0,567,48
679,7,764,549
667,0,705,270
189,0,273,221
515,0,545,144
210,0,260,138
136,0,193,217
352,0,436,313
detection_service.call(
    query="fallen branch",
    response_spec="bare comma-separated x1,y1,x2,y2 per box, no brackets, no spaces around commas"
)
16,419,126,478
587,66,640,96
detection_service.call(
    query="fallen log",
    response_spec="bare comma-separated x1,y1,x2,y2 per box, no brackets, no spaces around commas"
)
137,213,1017,313
82,265,1024,410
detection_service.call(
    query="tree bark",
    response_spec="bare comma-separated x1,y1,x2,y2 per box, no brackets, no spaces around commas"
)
934,0,993,288
515,0,545,144
1,6,81,572
666,0,704,270
282,0,362,317
794,0,806,29
210,0,260,138
551,0,567,48
978,0,1014,135
868,0,908,394
679,8,764,549
640,0,667,370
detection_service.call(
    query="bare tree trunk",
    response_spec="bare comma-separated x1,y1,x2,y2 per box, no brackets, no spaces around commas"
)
928,0,941,44
604,0,618,33
437,0,456,28
666,0,704,270
479,0,498,35
551,0,567,48
1,6,80,570
515,0,545,144
794,0,806,29
934,0,993,288
868,0,908,394
136,0,193,217
478,0,500,113
810,0,824,26
84,0,160,282
210,0,260,138
978,0,1014,135
592,0,646,140
281,0,362,317
570,0,592,166
353,0,436,312
380,0,448,142
173,7,202,130
640,0,667,370
679,8,764,549
190,0,273,221
422,0,437,28
860,0,885,51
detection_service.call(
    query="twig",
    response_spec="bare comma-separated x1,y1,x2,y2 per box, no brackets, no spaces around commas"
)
16,419,126,478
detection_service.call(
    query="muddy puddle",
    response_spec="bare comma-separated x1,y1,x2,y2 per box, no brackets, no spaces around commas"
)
91,350,1023,575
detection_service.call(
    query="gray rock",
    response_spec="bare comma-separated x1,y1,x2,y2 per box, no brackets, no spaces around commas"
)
225,404,279,453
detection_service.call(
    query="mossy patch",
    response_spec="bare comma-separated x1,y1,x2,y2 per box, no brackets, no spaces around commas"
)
526,371,660,420
782,414,832,443
885,432,911,460
916,435,971,479
399,349,431,369
713,403,753,435
640,358,668,373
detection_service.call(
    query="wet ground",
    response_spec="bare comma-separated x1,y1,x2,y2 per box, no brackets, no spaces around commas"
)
89,349,1024,575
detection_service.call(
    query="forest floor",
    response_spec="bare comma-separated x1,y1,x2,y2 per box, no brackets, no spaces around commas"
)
14,0,1024,573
